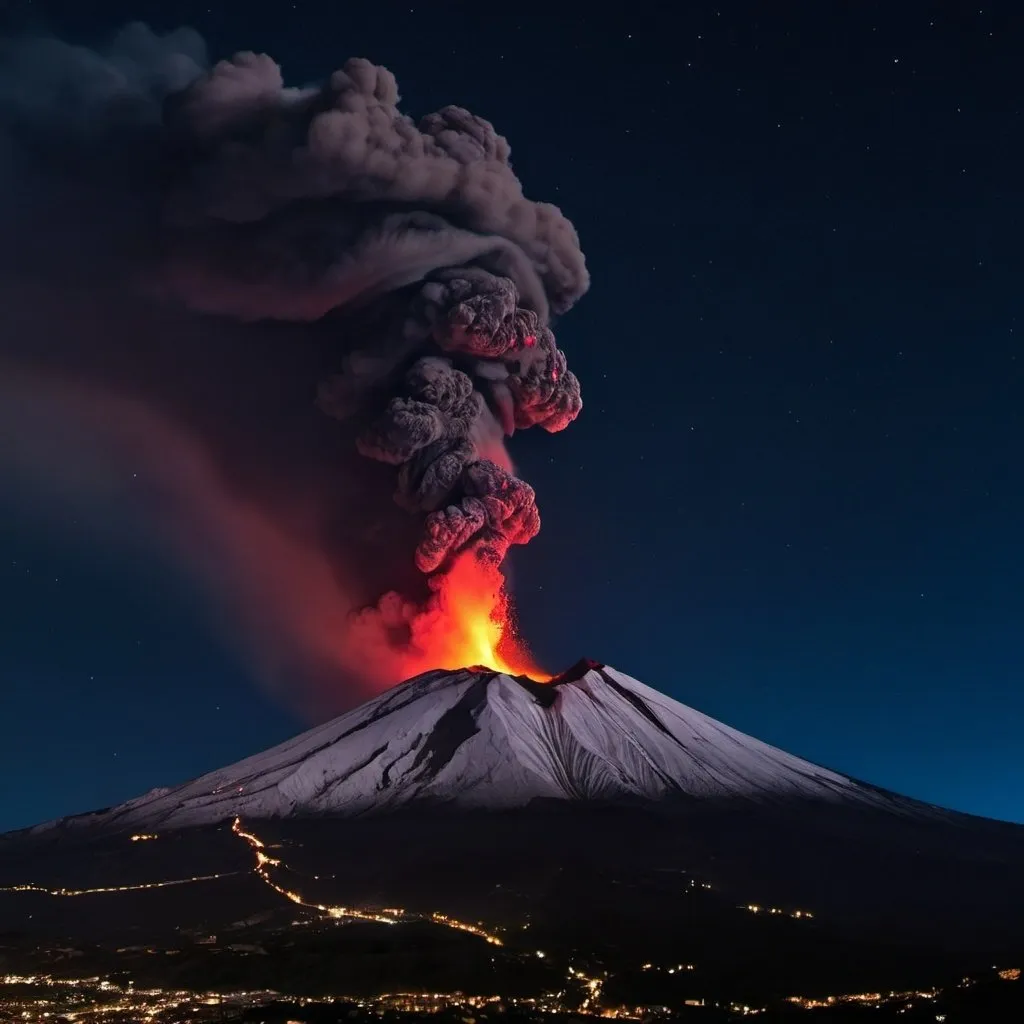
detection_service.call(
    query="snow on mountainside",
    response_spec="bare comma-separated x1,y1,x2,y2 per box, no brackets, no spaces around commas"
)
38,662,943,833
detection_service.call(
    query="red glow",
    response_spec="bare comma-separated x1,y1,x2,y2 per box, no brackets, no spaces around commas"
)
2,365,552,716
409,554,551,681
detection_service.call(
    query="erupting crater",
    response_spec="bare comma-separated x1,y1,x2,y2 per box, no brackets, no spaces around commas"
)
415,553,551,681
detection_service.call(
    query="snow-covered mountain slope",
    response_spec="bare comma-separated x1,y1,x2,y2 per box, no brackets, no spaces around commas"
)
37,662,945,833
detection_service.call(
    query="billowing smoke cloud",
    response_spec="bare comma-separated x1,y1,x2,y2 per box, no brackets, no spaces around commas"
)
0,24,587,706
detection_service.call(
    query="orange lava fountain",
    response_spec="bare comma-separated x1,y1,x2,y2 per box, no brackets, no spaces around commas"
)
415,553,551,681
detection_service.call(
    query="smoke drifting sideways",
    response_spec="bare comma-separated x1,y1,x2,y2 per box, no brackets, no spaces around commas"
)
0,24,587,712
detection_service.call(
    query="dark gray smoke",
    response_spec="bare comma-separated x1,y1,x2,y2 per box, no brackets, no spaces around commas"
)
0,24,587,704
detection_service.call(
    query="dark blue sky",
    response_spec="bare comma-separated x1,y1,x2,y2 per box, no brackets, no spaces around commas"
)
2,0,1021,830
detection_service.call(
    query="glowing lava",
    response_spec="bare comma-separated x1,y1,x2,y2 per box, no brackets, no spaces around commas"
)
415,554,551,681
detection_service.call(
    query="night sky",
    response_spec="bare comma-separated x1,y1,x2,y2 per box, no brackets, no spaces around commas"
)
1,0,1021,831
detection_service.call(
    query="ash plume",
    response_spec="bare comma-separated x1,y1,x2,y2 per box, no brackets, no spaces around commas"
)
0,24,587,705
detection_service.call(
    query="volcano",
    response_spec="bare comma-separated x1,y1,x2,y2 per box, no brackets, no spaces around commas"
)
3,662,1023,1010
24,660,964,833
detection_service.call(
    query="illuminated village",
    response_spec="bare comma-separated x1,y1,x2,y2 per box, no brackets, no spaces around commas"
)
1,823,1020,1022
1,942,1020,1022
